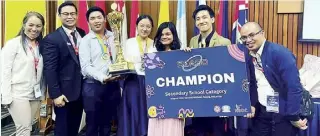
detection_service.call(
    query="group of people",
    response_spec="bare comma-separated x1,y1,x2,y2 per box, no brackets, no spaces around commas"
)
1,1,308,136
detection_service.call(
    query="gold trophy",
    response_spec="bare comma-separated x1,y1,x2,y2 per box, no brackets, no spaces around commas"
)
107,3,135,75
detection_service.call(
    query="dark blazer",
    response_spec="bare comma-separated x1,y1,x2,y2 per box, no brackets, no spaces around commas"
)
40,27,86,102
244,41,303,121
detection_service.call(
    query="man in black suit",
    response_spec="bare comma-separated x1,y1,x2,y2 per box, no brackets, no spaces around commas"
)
40,2,86,136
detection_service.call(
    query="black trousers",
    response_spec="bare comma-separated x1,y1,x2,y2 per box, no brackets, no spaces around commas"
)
249,103,299,136
82,79,120,136
54,98,83,136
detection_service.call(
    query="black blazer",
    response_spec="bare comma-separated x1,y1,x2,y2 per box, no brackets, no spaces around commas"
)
40,27,86,101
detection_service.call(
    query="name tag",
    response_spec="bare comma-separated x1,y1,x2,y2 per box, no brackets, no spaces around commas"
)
266,92,279,113
34,85,42,98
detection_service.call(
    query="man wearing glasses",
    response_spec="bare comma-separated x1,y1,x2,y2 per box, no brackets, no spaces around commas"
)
240,22,307,136
40,2,86,136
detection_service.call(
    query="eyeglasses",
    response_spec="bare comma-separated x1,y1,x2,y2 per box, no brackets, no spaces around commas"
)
240,30,263,42
60,12,77,17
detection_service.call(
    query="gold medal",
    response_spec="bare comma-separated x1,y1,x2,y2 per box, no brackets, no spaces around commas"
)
101,53,109,60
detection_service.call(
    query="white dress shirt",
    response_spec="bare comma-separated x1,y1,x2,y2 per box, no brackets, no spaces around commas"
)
79,30,116,83
1,36,45,104
123,37,157,75
250,40,275,106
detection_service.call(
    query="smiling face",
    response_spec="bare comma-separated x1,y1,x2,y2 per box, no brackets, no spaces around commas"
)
160,28,173,46
24,15,43,40
59,5,78,29
137,18,152,39
148,106,157,117
195,10,214,34
240,22,265,52
88,11,106,33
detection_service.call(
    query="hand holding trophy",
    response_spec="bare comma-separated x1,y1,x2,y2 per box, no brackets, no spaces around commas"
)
107,3,135,75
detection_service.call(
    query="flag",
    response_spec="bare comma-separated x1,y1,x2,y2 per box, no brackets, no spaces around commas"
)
176,0,187,49
216,0,229,38
78,0,89,34
193,0,206,36
0,1,2,46
56,0,64,29
231,0,249,44
129,0,139,38
95,1,106,13
116,0,128,44
5,1,46,42
231,0,249,135
158,0,169,27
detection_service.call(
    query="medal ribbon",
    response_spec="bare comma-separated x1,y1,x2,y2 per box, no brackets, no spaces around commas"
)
26,40,40,77
96,34,113,61
136,36,152,56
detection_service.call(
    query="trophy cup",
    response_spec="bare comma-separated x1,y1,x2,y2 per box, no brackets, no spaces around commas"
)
107,3,135,75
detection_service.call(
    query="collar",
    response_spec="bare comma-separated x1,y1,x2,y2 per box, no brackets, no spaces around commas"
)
250,40,266,58
62,26,76,35
88,29,113,39
198,30,216,48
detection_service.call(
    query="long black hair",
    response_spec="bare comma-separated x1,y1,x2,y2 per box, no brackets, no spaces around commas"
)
153,22,181,51
16,11,45,54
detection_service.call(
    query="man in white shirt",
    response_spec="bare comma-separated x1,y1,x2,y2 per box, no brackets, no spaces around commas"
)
241,22,307,136
78,6,121,136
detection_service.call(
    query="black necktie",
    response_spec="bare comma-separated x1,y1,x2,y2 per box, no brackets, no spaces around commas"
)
70,31,77,45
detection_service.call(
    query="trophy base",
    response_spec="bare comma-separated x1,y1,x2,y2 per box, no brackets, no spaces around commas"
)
109,62,136,75
109,69,136,75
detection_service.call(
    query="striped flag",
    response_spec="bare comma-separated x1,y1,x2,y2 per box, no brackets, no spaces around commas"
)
0,1,2,46
78,0,89,34
176,0,187,49
231,0,249,44
216,0,229,38
231,1,249,136
116,0,128,44
5,1,46,42
158,0,169,27
193,0,206,36
129,0,139,38
56,0,64,29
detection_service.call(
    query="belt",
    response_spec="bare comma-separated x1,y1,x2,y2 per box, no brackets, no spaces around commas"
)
84,78,102,84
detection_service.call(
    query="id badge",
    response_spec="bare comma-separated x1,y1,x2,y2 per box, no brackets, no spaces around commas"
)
266,92,279,113
34,85,42,98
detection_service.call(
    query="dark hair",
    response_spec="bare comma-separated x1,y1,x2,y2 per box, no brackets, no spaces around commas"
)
192,5,215,20
86,6,106,22
58,1,77,14
16,11,45,54
153,22,181,51
136,15,154,27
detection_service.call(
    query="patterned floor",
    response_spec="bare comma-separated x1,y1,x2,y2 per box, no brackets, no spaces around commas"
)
1,107,117,136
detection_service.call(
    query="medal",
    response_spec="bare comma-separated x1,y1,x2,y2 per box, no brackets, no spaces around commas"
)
140,56,145,72
97,34,112,61
101,53,109,60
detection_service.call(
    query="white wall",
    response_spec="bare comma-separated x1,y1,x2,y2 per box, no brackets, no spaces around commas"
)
302,0,320,40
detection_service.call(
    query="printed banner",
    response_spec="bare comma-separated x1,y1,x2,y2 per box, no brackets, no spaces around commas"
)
145,45,251,118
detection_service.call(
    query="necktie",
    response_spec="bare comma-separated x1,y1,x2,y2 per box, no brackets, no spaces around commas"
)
70,31,79,55
70,31,77,45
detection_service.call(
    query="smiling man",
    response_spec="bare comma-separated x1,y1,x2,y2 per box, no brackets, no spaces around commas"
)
40,2,86,136
188,5,231,136
78,6,121,136
240,22,306,136
189,5,231,49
